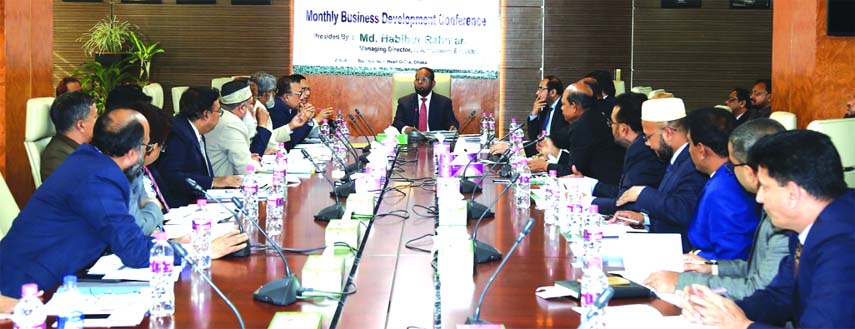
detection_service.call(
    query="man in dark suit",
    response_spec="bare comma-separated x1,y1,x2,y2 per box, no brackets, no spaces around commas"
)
0,109,247,297
156,87,241,208
749,79,773,119
267,75,312,150
573,92,666,215
528,81,625,184
611,97,708,252
681,130,854,329
584,70,617,119
489,75,573,157
392,67,459,133
726,87,754,127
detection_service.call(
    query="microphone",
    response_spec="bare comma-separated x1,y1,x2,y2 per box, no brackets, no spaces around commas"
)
318,134,357,179
333,130,365,173
466,218,536,324
458,110,478,133
458,152,483,194
317,134,357,198
231,197,301,306
184,178,250,257
471,173,520,263
347,114,372,146
354,109,378,141
577,286,616,329
300,149,345,221
170,241,246,329
492,135,548,177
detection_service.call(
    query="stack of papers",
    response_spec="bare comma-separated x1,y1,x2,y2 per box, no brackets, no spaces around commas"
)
571,304,714,328
87,254,184,282
45,281,150,327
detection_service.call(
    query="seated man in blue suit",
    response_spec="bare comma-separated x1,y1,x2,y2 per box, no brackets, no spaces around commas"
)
0,109,248,297
685,107,760,260
267,75,311,150
571,92,667,215
611,98,708,252
681,130,855,329
392,67,459,133
156,87,242,207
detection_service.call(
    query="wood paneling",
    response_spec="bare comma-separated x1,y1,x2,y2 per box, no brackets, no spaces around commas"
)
544,0,632,88
2,0,54,207
501,2,542,135
773,0,855,128
633,0,772,110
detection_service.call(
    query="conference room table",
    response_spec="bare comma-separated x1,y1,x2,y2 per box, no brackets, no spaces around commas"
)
0,140,680,329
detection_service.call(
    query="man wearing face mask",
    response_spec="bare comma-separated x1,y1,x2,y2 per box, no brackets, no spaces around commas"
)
205,80,262,176
0,108,250,297
246,73,276,153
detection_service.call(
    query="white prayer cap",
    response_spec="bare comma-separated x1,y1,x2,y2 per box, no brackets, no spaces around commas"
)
641,97,686,122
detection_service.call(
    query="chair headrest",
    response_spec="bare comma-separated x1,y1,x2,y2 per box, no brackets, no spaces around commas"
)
26,97,56,141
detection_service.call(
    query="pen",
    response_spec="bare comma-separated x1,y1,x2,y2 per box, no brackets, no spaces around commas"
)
684,260,718,265
614,215,640,225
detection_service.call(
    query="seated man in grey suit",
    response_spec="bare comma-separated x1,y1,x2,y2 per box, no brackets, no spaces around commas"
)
644,119,788,300
392,67,459,133
41,92,98,181
205,80,260,176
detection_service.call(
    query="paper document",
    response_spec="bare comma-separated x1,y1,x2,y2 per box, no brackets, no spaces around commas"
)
618,233,684,284
571,304,714,328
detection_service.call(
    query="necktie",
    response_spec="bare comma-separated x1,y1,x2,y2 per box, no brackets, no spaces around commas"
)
418,97,428,131
542,106,553,133
143,166,170,212
794,241,803,277
199,136,211,176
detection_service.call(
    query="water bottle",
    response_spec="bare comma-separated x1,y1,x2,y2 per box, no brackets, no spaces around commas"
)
583,205,604,261
320,119,330,138
266,175,284,240
340,121,351,141
192,199,212,269
13,283,46,329
242,164,259,247
514,158,531,208
508,118,519,143
273,143,287,200
543,170,559,225
508,146,523,176
336,110,345,127
580,204,607,325
55,275,84,329
149,231,175,317
480,113,489,147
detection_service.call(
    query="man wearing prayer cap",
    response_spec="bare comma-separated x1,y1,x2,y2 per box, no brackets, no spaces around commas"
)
205,80,261,176
610,97,708,252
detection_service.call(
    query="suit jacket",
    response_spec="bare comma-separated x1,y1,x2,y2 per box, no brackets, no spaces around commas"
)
634,145,708,252
735,109,754,127
156,115,214,208
688,163,761,260
269,97,313,150
205,110,257,176
750,106,772,120
738,190,855,328
40,133,79,182
526,100,572,157
392,92,458,132
595,96,616,118
547,109,625,185
0,144,176,297
676,213,790,300
591,135,666,214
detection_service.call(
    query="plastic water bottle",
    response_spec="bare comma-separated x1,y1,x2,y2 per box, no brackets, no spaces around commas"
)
508,146,523,176
340,121,351,141
266,175,284,240
242,164,259,247
192,199,212,269
273,143,287,200
514,158,531,208
480,113,489,147
543,170,559,225
320,119,330,137
13,283,46,329
580,204,607,324
512,118,525,147
508,118,519,142
584,205,604,259
336,110,345,127
149,231,175,317
487,113,496,142
55,275,84,329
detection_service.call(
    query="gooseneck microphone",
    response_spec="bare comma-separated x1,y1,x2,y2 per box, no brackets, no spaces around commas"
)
171,242,246,329
458,110,478,132
185,178,250,257
471,173,520,264
577,286,616,329
231,197,302,306
317,134,357,198
347,114,372,146
333,131,365,173
354,109,378,141
491,134,548,177
466,218,536,324
300,149,345,221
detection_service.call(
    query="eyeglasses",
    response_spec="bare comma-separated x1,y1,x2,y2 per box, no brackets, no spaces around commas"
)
726,162,750,171
641,132,656,142
752,90,767,96
536,86,548,92
414,77,432,83
726,97,738,103
143,142,156,154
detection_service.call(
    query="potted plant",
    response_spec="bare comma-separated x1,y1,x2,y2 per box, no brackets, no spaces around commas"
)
75,59,136,113
128,31,165,85
77,16,134,68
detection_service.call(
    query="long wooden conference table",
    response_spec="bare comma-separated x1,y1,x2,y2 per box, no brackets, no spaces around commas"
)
1,141,679,329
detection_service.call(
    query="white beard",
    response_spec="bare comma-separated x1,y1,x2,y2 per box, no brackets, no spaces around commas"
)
243,110,258,139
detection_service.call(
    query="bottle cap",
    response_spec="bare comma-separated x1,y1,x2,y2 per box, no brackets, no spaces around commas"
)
549,170,557,177
246,164,255,172
154,231,167,241
21,283,38,297
511,117,517,123
589,204,599,213
342,121,348,126
323,119,328,124
196,199,207,207
63,275,77,286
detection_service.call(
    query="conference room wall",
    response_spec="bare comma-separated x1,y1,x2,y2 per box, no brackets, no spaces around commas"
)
632,0,773,110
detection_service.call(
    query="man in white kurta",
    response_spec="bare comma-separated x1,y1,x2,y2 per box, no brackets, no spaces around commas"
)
205,80,259,176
